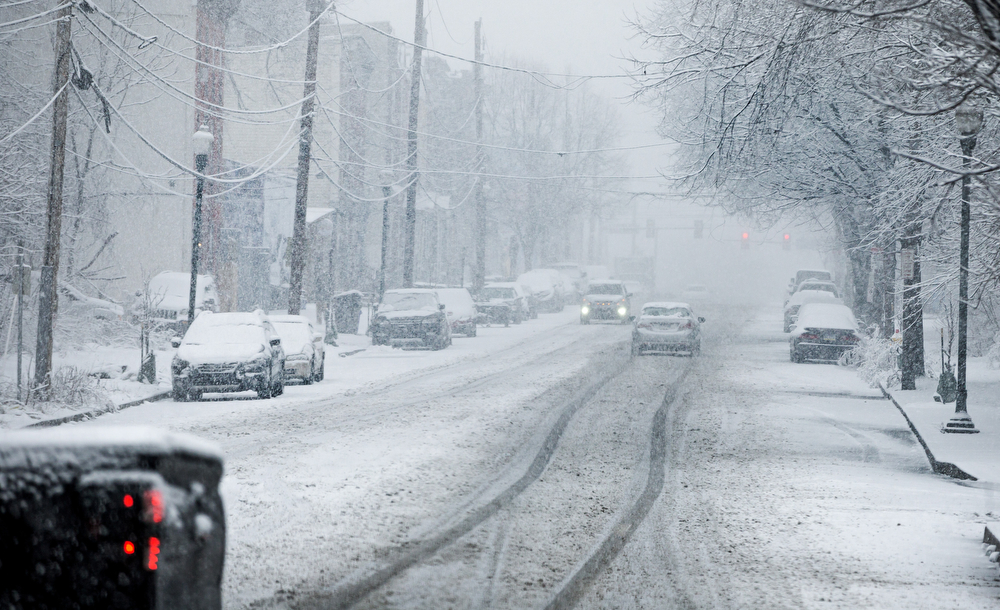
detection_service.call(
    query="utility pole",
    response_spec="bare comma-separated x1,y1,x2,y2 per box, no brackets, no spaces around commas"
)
288,0,325,315
472,19,486,294
403,0,426,287
34,3,72,396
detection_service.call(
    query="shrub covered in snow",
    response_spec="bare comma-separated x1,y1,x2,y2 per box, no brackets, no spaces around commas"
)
0,365,112,415
839,329,901,389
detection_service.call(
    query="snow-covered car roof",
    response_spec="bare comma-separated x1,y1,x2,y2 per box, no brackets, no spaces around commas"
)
268,314,312,325
436,288,476,317
795,303,857,331
0,426,224,462
785,289,843,310
642,301,693,311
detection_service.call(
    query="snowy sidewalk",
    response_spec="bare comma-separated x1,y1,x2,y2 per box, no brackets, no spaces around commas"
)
887,358,1000,483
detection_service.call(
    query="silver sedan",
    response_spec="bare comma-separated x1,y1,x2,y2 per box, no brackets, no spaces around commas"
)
631,302,705,356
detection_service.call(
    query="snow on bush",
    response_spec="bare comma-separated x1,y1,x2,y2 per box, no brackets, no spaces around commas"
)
0,365,112,415
839,329,901,389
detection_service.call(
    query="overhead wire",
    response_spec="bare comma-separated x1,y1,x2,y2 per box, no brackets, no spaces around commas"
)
0,2,69,30
0,80,70,146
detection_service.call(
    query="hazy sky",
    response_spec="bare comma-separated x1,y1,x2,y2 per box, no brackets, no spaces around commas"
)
338,0,670,180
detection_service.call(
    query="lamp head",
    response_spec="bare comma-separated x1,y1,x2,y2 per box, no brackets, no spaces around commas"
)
192,125,214,157
955,103,983,138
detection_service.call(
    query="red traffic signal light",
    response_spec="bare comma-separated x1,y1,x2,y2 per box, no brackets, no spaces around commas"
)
783,233,791,250
741,231,750,249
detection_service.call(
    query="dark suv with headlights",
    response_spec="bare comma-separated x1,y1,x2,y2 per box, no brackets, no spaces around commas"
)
580,280,632,324
372,289,452,350
171,311,285,401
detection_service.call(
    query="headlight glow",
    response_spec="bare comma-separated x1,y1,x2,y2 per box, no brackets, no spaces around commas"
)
618,307,628,316
581,306,590,315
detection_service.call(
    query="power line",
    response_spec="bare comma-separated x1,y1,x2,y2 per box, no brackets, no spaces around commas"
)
332,9,632,88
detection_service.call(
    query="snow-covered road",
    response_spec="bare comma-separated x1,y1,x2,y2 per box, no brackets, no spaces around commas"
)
75,304,1000,609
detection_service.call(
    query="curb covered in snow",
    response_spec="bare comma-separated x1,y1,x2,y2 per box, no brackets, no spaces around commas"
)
878,384,977,481
25,391,173,429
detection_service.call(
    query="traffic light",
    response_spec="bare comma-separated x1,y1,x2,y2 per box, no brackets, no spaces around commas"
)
741,231,750,250
693,220,703,239
783,233,791,250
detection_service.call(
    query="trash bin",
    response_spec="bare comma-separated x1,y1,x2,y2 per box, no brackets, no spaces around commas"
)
0,426,226,610
333,290,363,335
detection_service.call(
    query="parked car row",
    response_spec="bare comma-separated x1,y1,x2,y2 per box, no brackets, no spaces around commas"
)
784,268,860,363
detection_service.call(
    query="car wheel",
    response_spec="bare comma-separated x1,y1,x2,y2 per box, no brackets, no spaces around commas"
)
257,372,272,399
691,341,701,356
314,359,324,382
303,362,314,385
188,390,202,402
172,387,187,402
468,324,477,337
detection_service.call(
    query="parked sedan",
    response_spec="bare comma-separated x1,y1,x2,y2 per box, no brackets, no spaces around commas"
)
269,314,325,384
171,310,285,401
476,283,529,325
437,287,478,337
789,303,859,363
632,302,704,356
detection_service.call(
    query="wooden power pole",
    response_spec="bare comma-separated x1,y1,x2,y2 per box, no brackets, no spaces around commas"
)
288,0,325,315
472,19,486,293
403,0,426,287
34,3,72,395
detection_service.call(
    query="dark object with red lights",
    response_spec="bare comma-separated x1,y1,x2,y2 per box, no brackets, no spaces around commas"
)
0,427,225,609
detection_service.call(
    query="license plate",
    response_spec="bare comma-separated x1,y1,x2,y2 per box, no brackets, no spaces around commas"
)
821,331,839,341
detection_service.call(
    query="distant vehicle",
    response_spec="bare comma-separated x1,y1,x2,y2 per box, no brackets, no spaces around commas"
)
680,284,711,302
789,303,859,363
138,271,218,331
632,302,705,356
171,310,285,401
784,290,843,332
269,314,325,384
476,282,529,325
580,280,632,324
795,280,839,298
794,269,834,286
436,287,478,337
371,289,452,350
517,270,563,313
59,282,124,320
550,262,587,301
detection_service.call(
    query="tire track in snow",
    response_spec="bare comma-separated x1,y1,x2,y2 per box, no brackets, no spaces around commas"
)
283,351,635,610
542,369,689,610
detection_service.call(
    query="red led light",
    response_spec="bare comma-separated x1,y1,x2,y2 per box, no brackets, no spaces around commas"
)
742,232,749,239
147,537,160,571
123,541,135,555
784,234,790,240
123,494,134,508
143,489,163,524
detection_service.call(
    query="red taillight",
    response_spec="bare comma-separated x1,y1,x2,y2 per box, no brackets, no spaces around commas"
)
144,489,163,524
800,333,819,340
680,321,693,330
843,333,859,343
638,322,652,329
124,540,135,555
147,537,160,571
123,494,134,508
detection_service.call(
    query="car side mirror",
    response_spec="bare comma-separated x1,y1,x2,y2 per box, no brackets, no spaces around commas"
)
439,303,446,310
698,317,706,323
170,337,181,349
270,338,281,347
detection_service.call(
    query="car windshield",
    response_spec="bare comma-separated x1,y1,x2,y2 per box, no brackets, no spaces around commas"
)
381,292,437,311
482,287,516,299
588,284,623,295
183,319,265,345
643,306,690,317
800,283,837,295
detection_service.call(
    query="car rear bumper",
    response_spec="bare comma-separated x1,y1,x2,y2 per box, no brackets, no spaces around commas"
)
284,360,311,380
793,341,854,361
634,329,697,351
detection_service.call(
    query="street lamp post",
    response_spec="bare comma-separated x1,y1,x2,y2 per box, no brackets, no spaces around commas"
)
378,170,393,303
946,103,983,433
189,125,214,327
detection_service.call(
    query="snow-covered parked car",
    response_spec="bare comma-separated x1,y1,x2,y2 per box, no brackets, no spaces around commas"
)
518,269,563,313
436,287,478,337
632,302,704,356
58,281,124,320
789,303,859,363
269,314,325,384
371,289,452,350
580,280,632,324
783,289,843,332
137,271,218,331
476,282,529,325
170,310,285,401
